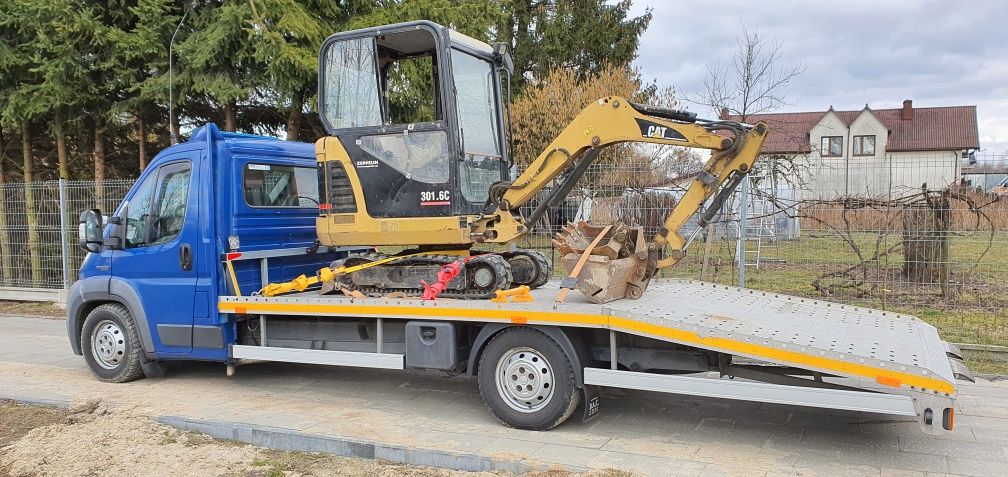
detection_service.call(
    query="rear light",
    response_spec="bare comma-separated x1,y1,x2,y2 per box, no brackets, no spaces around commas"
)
319,203,332,211
225,252,242,261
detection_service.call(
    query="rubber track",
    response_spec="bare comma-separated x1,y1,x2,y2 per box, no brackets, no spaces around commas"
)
338,253,512,299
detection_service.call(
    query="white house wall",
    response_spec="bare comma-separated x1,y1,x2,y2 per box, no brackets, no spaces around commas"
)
772,109,962,200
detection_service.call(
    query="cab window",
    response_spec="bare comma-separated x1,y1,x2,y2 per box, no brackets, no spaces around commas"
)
125,162,192,248
125,174,157,248
150,167,191,244
321,28,442,130
451,49,503,202
243,163,319,208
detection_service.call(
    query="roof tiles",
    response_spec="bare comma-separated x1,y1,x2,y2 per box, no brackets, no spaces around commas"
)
729,105,979,154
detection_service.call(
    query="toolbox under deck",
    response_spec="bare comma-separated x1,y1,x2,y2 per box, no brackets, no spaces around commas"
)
219,279,964,433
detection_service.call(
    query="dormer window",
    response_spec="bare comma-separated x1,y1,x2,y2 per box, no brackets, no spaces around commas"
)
853,135,875,156
821,136,843,157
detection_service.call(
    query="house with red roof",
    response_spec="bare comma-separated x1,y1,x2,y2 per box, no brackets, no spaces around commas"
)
724,100,979,199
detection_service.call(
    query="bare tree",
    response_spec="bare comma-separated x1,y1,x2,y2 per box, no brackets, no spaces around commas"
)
693,24,805,121
688,25,804,280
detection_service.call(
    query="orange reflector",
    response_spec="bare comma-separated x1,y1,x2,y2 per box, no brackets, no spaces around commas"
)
235,306,247,314
225,252,242,261
876,376,902,388
511,315,528,324
943,407,954,431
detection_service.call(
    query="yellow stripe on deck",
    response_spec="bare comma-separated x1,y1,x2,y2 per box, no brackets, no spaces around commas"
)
218,300,955,395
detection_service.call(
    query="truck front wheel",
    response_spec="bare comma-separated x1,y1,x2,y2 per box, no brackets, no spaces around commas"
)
477,327,580,430
81,303,145,383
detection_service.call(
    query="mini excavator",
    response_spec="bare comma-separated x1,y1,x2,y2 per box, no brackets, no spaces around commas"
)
265,20,767,301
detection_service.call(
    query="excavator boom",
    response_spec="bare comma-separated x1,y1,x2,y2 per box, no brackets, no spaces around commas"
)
477,95,767,277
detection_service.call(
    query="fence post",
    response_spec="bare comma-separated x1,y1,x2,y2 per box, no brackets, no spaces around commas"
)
59,179,70,290
736,176,749,288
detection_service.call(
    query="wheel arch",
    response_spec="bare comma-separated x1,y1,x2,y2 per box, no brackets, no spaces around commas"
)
66,276,155,358
466,324,589,387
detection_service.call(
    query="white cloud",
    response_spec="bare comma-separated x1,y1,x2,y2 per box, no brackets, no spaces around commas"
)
629,0,1008,154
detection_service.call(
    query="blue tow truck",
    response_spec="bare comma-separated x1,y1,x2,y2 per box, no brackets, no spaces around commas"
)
68,123,966,435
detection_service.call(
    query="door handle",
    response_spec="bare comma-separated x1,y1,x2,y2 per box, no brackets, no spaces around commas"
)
179,243,192,271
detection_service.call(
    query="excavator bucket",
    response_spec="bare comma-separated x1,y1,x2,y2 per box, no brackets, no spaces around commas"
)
553,221,657,303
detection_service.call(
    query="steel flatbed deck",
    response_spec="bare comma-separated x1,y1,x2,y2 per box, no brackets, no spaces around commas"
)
219,279,968,434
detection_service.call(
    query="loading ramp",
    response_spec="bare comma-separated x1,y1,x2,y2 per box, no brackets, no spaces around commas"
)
219,279,969,435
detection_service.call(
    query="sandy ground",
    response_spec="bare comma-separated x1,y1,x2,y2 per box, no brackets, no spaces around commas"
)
0,302,63,319
0,400,629,477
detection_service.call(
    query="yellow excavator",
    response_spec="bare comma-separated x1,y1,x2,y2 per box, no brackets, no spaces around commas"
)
265,20,767,301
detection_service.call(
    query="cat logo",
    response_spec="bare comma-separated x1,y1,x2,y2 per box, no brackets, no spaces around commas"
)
635,118,687,142
646,125,668,138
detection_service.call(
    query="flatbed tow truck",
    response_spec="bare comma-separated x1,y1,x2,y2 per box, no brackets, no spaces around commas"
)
69,122,970,437
68,21,972,437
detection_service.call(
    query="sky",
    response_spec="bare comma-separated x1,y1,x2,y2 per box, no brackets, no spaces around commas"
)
628,0,1008,158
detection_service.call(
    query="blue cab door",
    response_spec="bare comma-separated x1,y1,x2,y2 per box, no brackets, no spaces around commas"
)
111,153,199,355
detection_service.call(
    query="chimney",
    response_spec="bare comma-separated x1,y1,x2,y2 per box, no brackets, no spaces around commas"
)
902,99,913,120
719,107,729,120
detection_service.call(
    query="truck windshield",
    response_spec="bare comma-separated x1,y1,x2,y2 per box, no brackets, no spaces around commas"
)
451,49,503,202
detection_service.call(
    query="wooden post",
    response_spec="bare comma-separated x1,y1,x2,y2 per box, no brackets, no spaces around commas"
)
901,193,951,297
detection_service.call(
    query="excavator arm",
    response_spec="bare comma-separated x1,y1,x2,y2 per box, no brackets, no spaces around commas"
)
483,95,768,271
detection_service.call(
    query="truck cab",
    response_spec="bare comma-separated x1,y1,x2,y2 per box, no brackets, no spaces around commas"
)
67,124,363,378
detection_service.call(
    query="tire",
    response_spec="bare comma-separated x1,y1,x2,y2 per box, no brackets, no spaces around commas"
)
80,303,145,383
477,327,580,430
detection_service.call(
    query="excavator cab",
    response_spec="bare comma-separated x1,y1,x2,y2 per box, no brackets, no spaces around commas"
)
317,21,511,221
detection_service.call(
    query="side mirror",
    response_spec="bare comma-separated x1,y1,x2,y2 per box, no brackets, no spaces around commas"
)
78,209,104,253
492,42,514,76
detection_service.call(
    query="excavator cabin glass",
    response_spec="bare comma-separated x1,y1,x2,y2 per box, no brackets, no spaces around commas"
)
318,21,510,218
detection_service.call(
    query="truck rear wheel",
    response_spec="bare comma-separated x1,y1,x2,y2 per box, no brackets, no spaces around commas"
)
477,327,580,430
81,303,145,383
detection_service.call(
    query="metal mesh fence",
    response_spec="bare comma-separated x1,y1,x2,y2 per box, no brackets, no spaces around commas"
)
0,179,134,289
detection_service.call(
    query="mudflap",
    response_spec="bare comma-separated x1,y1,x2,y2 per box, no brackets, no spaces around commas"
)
581,384,601,423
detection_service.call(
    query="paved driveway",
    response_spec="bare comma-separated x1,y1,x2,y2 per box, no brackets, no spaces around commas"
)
1,315,1006,476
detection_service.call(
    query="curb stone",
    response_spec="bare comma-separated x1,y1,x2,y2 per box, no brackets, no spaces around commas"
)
158,415,566,474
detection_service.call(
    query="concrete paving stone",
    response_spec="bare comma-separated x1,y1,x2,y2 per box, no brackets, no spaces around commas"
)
694,417,736,432
958,403,1008,420
800,425,900,452
696,463,769,477
728,420,805,449
833,448,948,474
530,443,706,477
881,468,925,477
955,384,1008,398
898,434,1008,462
579,410,702,441
692,441,797,474
945,457,1008,477
476,437,546,460
401,429,499,454
599,435,700,460
786,409,862,428
954,415,1008,432
788,461,883,477
971,428,1008,445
